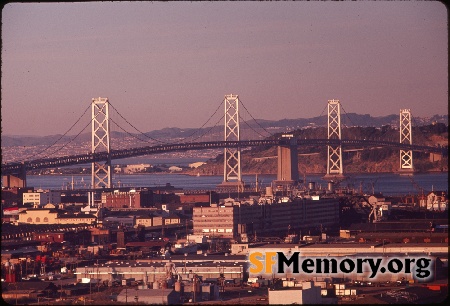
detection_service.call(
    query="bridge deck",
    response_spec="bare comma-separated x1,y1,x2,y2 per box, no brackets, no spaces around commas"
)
1,139,446,175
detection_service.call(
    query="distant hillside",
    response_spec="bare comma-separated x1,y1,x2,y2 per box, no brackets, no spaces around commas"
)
1,113,447,147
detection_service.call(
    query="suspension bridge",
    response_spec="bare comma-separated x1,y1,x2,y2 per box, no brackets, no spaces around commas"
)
1,95,447,190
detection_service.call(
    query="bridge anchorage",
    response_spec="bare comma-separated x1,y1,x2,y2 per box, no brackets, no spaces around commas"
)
273,133,300,191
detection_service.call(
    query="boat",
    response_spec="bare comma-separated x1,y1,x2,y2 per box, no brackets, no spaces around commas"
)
170,241,198,254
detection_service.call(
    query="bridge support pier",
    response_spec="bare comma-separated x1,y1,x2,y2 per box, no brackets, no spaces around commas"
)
273,134,299,191
2,174,26,188
2,163,27,188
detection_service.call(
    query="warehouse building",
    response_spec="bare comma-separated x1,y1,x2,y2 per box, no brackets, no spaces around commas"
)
193,197,339,241
117,289,180,304
75,257,246,285
268,281,337,304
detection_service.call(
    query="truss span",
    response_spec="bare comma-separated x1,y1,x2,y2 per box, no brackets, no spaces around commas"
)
1,139,446,175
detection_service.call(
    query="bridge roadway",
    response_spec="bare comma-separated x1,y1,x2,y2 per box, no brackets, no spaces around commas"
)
1,138,446,175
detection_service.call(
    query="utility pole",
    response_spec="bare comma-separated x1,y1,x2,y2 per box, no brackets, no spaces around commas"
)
97,260,100,292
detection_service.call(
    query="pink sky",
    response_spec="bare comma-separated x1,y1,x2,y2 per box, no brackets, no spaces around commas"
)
1,1,447,136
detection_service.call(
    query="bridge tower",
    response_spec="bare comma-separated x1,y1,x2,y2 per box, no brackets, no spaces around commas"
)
323,99,345,181
399,109,414,173
217,94,245,192
91,97,112,189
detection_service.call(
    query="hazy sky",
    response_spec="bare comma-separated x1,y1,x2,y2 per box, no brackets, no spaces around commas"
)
1,1,448,136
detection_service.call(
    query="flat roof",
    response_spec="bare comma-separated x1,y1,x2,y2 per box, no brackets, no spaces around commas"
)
251,242,448,249
81,260,245,269
118,288,174,297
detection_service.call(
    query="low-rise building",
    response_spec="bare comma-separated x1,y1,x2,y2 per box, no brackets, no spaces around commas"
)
102,189,154,209
169,166,183,172
268,282,337,304
103,216,135,228
18,208,96,225
124,164,151,174
189,162,206,169
426,191,448,211
75,259,245,284
117,289,180,305
135,214,154,227
164,213,181,225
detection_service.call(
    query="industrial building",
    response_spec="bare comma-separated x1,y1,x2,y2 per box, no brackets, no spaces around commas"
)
117,288,180,304
75,257,246,285
268,281,337,304
193,197,339,241
238,242,448,282
101,189,154,209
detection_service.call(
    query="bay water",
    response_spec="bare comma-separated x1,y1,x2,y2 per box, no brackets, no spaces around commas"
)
27,172,448,196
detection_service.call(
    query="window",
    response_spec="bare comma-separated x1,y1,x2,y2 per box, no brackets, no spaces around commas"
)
44,217,48,222
27,217,32,223
36,217,40,222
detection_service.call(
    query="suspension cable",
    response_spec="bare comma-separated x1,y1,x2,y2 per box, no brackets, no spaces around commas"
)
109,117,157,145
108,102,168,144
189,114,225,143
39,117,93,159
238,98,273,137
174,98,225,143
239,114,270,139
11,104,92,163
339,102,358,129
411,115,431,144
318,103,328,118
